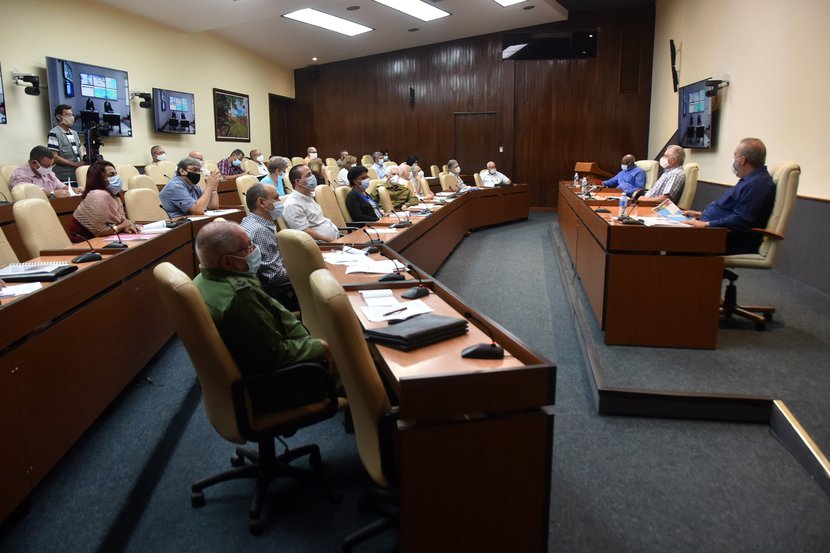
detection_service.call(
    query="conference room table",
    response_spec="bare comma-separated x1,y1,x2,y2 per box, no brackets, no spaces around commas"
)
557,183,727,349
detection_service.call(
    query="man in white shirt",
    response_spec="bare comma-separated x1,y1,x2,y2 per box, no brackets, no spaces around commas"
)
249,149,268,176
644,145,685,204
372,151,387,179
282,165,339,242
480,161,512,188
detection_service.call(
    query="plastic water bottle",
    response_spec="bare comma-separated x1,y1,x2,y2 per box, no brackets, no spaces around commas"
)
581,177,588,196
573,172,579,188
618,193,628,219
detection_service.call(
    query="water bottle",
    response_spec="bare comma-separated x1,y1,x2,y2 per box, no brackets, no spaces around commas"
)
581,177,588,196
618,193,628,219
573,172,579,188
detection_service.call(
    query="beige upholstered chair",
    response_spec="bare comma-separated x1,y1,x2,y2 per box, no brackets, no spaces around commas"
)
375,186,394,213
76,165,90,189
442,164,449,174
677,162,699,210
235,175,259,213
417,176,433,198
125,188,168,221
367,167,379,181
157,160,178,181
242,159,260,176
325,157,337,169
0,226,19,265
128,174,159,192
721,161,800,329
152,262,341,534
430,164,440,178
291,156,305,167
325,166,339,187
143,164,166,186
11,183,49,202
309,268,397,551
366,179,384,196
276,216,289,231
1,164,18,200
283,173,294,194
383,160,396,167
314,184,348,228
277,229,327,338
204,162,219,173
474,172,484,188
635,159,659,190
13,198,71,259
361,154,374,166
440,173,458,192
117,165,140,186
335,185,352,223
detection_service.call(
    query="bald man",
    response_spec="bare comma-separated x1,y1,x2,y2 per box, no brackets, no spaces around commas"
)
602,154,645,195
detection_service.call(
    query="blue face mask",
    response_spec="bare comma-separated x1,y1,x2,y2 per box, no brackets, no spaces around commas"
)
245,246,261,275
305,174,317,190
621,164,629,172
360,178,371,190
232,158,242,167
107,175,123,195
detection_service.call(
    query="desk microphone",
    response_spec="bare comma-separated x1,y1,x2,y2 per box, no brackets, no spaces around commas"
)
104,223,128,249
388,210,412,229
70,234,103,263
377,250,405,282
619,189,647,223
401,264,429,299
159,204,187,227
461,311,504,359
363,227,384,246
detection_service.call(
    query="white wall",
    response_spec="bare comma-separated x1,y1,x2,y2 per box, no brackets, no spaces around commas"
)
0,0,294,167
649,0,830,199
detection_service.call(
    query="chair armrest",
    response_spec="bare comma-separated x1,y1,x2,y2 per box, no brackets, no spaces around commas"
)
749,227,784,241
338,226,359,233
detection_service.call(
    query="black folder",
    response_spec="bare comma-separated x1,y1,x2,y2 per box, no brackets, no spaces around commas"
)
364,313,468,351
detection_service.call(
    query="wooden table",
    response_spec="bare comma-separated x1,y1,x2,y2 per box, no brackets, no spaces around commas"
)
558,183,726,348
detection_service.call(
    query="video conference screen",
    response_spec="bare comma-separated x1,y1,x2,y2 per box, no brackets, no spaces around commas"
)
678,77,714,150
152,87,196,134
45,56,132,137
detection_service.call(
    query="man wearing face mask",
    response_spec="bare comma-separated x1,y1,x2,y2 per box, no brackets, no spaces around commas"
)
447,159,465,189
480,161,512,188
194,221,335,411
261,156,289,196
240,184,299,310
150,145,166,165
249,149,268,176
643,145,685,204
217,149,246,177
160,157,221,217
303,146,319,166
682,138,775,255
371,151,387,179
601,154,644,195
47,104,85,185
374,165,418,210
9,146,70,197
282,165,339,242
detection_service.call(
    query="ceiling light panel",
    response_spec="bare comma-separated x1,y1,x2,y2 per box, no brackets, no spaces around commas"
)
283,8,373,36
494,0,528,6
373,0,450,22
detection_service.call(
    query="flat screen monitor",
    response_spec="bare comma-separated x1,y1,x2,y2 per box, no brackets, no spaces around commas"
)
678,77,716,149
0,64,6,124
152,88,196,134
45,56,132,137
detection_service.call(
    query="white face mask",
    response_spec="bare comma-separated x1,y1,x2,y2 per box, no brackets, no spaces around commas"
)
731,157,740,175
256,155,265,163
156,153,167,162
659,156,670,169
454,166,461,174
489,168,497,175
620,164,628,172
61,114,75,125
309,152,318,159
389,175,399,184
35,162,54,176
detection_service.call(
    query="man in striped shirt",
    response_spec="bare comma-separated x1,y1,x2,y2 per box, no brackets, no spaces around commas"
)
644,145,686,204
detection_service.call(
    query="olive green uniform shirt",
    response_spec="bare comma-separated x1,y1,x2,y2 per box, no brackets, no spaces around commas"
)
373,184,419,210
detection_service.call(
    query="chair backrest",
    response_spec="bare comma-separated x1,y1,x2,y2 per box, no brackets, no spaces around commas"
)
367,167,379,180
0,226,19,265
143,164,166,185
76,165,90,189
430,164,439,178
383,160,396,167
440,173,458,191
152,262,245,443
309,268,391,488
235,174,260,213
417,176,432,197
11,183,49,202
375,186,394,213
277,229,326,337
325,158,337,169
157,161,178,181
366,179,384,196
242,159,260,176
204,162,219,173
128,174,159,192
12,198,71,259
125,188,168,221
361,154,374,166
677,162,699,210
635,159,659,190
283,173,294,193
0,164,16,187
325,166,339,187
473,172,484,188
335,185,352,223
315,184,347,228
291,156,305,167
117,165,140,186
761,161,800,265
442,164,449,173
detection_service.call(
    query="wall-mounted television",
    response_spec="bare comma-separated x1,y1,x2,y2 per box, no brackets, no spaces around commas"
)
0,63,6,124
678,77,716,149
152,87,195,134
45,56,132,137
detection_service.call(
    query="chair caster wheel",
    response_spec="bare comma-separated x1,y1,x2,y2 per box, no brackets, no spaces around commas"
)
191,491,205,507
249,517,263,535
230,453,245,467
755,322,766,331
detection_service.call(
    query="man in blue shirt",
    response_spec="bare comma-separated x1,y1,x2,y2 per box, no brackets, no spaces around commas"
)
602,154,645,195
372,151,387,179
159,157,222,217
683,138,775,254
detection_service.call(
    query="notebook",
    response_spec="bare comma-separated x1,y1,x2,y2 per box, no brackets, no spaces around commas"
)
364,313,468,351
0,262,78,282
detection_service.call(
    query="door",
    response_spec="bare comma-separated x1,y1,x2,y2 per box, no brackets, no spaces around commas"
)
268,94,293,157
453,112,499,174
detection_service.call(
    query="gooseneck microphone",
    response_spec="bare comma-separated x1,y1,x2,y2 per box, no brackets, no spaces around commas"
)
159,204,187,227
461,311,505,359
377,250,405,282
388,209,412,229
104,223,128,249
401,264,429,299
363,226,384,246
70,234,103,263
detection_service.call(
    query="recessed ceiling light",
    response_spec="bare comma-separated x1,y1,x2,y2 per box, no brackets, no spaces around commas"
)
494,0,528,6
283,8,373,36
312,57,318,61
372,0,450,22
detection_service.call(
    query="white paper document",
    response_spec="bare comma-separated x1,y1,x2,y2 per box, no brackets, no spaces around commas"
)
366,227,398,235
323,248,368,266
360,299,433,322
345,259,406,275
0,282,43,298
638,217,691,227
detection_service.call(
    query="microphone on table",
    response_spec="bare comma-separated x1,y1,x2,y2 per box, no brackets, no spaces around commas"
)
619,189,647,224
363,226,384,246
388,209,412,229
70,234,103,263
159,204,188,227
377,250,406,282
401,264,429,299
104,223,128,249
461,311,505,359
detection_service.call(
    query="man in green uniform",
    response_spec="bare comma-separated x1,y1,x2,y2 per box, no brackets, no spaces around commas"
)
194,221,334,410
373,164,419,210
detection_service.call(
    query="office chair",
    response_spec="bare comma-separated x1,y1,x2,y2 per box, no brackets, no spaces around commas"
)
157,161,178,181
127,174,160,192
315,184,353,230
278,229,328,338
361,154,374,166
242,159,260,176
12,198,71,259
204,162,219,173
430,164,439,178
677,162,699,210
143,164,166,186
474,171,484,188
116,165,140,185
335,185,353,224
375,186,394,213
76,165,90,189
635,159,658,190
721,161,800,330
235,175,259,214
0,226,19,265
440,173,458,192
291,156,305,167
124,188,167,221
367,167,379,180
152,262,343,534
309,268,398,553
1,164,18,196
11,183,49,202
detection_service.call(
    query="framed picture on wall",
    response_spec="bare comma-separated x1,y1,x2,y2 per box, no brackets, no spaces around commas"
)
0,63,7,124
213,88,249,142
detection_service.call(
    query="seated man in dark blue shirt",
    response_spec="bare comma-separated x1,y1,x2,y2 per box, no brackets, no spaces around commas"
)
683,138,775,254
602,154,645,195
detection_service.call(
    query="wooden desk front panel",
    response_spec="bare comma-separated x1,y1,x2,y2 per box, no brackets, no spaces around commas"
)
0,367,30,522
605,254,723,348
575,223,607,326
464,186,530,230
557,193,579,261
399,409,553,553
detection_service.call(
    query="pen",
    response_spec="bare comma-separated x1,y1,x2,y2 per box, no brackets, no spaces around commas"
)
382,306,407,317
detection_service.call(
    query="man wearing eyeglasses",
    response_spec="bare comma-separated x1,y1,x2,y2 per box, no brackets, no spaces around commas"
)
194,221,335,410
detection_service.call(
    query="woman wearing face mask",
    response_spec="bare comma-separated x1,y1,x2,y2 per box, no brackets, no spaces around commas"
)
345,165,383,226
68,160,141,242
337,155,357,187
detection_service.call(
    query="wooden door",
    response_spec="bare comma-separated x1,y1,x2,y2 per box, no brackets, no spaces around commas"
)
453,112,499,175
268,94,292,157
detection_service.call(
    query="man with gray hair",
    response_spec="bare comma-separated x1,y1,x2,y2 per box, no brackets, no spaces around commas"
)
372,151,387,179
644,145,686,203
150,145,166,165
193,221,334,411
447,159,465,190
261,156,289,196
159,156,221,217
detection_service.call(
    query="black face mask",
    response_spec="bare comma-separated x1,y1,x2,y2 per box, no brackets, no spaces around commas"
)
186,171,201,185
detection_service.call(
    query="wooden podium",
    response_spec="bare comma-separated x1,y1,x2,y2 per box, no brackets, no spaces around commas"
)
574,161,614,180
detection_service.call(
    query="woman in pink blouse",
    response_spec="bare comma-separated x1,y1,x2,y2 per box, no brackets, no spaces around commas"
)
68,161,142,242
